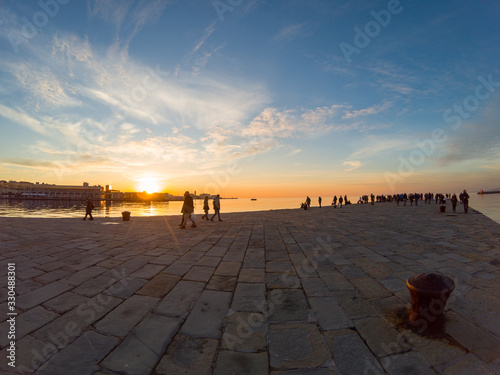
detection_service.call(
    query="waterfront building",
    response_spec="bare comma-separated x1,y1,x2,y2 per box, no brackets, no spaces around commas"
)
0,181,102,200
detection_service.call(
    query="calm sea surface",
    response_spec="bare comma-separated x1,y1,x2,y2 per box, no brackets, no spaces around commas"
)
0,194,499,224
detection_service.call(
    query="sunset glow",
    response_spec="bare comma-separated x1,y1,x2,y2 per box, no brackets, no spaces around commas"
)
136,177,162,194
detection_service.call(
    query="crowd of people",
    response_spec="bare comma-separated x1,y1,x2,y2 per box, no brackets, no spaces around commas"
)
83,189,472,224
299,190,471,214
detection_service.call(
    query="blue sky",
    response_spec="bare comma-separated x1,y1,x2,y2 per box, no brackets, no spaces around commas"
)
0,0,499,197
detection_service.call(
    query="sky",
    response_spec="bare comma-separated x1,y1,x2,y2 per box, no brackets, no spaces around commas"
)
0,0,499,198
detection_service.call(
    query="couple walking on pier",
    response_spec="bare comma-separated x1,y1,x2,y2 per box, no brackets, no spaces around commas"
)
180,192,222,229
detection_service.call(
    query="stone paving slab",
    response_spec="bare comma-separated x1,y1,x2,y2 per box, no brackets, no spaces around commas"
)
0,202,500,373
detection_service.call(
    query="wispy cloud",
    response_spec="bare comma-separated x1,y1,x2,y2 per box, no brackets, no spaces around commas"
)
0,104,45,134
175,21,223,76
342,102,392,120
87,0,169,50
350,136,413,159
343,160,362,171
273,22,307,41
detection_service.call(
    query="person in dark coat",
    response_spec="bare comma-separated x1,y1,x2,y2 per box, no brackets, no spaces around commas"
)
318,196,322,208
201,196,210,220
461,189,470,213
451,193,458,213
83,197,94,220
211,194,222,221
338,195,343,208
180,191,196,229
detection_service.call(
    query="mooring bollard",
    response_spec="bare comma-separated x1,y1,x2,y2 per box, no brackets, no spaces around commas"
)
406,273,455,328
121,211,131,221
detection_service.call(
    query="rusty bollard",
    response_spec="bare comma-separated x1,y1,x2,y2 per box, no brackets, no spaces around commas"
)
406,273,455,329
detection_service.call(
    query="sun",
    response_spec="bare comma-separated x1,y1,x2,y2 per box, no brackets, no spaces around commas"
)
137,177,161,194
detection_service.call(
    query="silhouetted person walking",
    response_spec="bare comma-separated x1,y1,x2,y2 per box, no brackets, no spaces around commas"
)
461,189,470,213
318,196,322,208
339,195,343,208
211,194,222,221
180,191,196,229
451,193,458,213
201,196,210,220
83,197,94,220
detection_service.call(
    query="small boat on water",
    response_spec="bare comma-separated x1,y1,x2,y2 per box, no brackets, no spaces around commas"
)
251,198,257,201
478,189,500,195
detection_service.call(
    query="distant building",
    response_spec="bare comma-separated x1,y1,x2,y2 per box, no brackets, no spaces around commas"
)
0,181,102,200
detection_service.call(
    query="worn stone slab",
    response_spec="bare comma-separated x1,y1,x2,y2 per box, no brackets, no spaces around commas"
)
195,256,222,267
318,270,353,291
17,281,73,310
129,264,165,279
206,275,237,292
103,277,148,299
221,312,266,352
34,269,73,284
308,297,353,330
101,314,181,374
73,274,116,297
266,260,295,273
32,294,122,349
36,330,119,375
269,323,331,370
302,278,334,297
238,268,265,283
183,266,215,282
353,316,412,359
136,273,181,298
102,255,154,278
266,273,301,289
213,351,269,375
95,295,159,337
180,290,232,339
381,351,436,374
214,261,241,276
324,329,384,375
269,289,309,323
350,277,392,299
404,330,466,367
445,310,500,362
231,283,266,312
155,335,218,375
442,353,494,375
64,266,107,286
165,260,196,276
43,292,88,314
154,280,205,317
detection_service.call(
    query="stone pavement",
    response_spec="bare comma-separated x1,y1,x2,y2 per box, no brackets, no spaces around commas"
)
1,201,500,374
